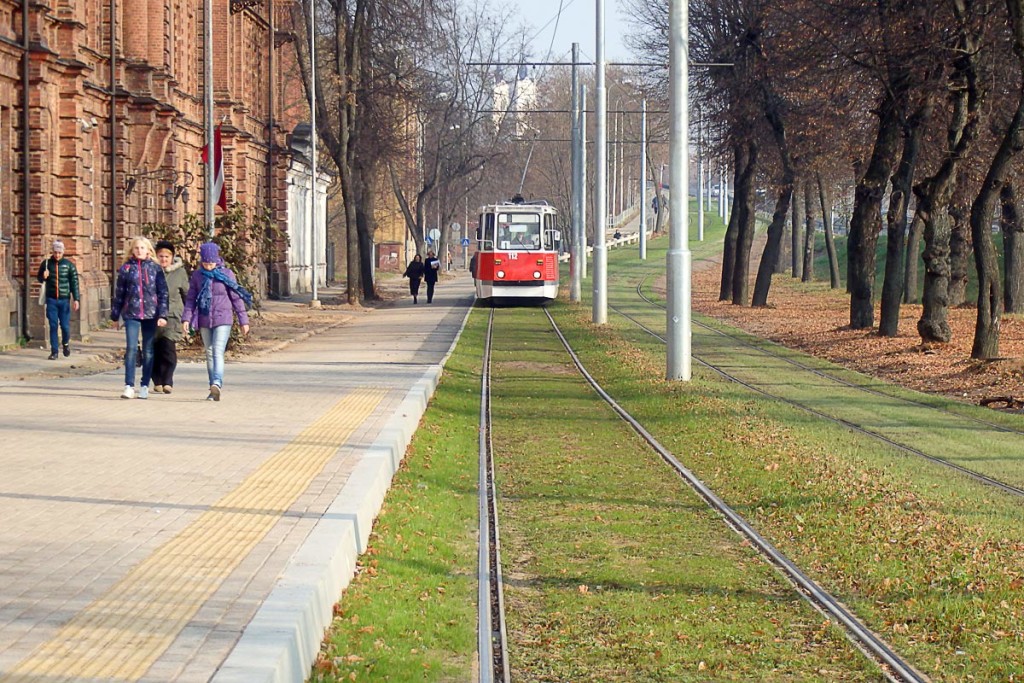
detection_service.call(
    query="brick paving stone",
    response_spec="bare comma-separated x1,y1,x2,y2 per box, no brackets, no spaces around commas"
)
0,274,475,682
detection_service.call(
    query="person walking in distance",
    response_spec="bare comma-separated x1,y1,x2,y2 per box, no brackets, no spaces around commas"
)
403,254,425,304
152,240,189,394
423,250,441,303
111,237,169,399
181,242,252,402
37,240,80,360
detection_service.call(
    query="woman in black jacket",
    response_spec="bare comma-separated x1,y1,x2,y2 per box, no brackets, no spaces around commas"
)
403,254,425,304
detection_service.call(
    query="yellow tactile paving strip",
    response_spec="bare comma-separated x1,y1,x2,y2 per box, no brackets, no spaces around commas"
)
8,388,386,682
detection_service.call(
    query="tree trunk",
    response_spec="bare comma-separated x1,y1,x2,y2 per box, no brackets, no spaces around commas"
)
731,141,759,306
818,174,841,288
903,213,924,303
719,142,746,301
752,183,793,306
775,195,791,274
918,207,953,341
948,202,972,307
791,177,804,279
801,179,815,282
879,100,929,336
848,86,904,329
1002,183,1024,312
968,0,1024,358
917,10,981,343
355,160,379,300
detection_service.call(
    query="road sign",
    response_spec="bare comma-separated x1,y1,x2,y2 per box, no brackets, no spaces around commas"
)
450,222,461,233
428,228,441,242
461,237,470,247
425,236,433,245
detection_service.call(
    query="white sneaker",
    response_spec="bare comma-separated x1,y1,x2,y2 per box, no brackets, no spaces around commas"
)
138,386,149,399
121,385,135,399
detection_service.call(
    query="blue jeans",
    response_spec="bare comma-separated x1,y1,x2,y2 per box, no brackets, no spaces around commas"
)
123,318,157,387
200,325,231,388
46,297,71,353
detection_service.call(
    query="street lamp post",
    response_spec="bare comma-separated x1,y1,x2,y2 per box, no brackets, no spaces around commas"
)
309,0,319,304
593,0,608,325
666,0,691,380
639,98,647,260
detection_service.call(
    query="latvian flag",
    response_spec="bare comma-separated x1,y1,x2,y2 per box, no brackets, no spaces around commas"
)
201,125,228,211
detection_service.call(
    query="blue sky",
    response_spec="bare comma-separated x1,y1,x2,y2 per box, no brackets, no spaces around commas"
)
514,0,633,64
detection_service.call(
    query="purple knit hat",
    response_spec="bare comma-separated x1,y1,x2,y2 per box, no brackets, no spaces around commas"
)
199,242,222,264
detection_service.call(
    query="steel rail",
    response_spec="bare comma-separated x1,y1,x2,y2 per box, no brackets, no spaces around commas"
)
635,280,1024,439
611,294,1024,500
477,308,510,683
543,308,927,683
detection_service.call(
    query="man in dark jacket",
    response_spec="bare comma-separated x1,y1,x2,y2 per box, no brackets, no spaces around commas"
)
37,240,80,359
423,250,441,303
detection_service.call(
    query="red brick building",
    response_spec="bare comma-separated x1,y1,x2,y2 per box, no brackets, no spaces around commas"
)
0,0,321,346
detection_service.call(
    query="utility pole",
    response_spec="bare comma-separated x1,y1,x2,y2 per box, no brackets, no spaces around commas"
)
666,0,691,380
593,0,608,324
203,0,214,234
639,98,647,260
697,108,704,241
570,43,582,302
309,0,319,304
579,84,588,280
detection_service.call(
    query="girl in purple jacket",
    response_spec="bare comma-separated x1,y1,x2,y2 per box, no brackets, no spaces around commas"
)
111,237,169,399
181,242,251,401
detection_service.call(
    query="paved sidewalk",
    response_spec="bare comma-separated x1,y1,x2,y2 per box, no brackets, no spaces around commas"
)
0,274,476,682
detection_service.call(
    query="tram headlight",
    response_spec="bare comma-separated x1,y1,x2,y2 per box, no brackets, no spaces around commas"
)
496,270,505,279
533,271,541,279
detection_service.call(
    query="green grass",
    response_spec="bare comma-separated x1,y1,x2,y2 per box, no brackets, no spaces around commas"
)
563,231,1024,681
311,201,1024,681
308,319,484,681
489,307,880,681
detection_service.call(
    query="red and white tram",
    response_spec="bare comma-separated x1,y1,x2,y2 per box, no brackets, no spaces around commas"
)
472,197,560,301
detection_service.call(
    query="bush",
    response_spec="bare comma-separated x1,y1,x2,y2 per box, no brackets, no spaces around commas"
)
142,204,285,312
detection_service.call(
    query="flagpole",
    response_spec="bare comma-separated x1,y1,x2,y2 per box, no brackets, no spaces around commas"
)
203,0,214,235
309,0,319,304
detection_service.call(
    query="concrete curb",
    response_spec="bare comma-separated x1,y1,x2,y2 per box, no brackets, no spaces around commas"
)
211,306,473,683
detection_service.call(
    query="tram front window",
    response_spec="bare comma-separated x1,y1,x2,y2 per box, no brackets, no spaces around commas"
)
497,213,542,250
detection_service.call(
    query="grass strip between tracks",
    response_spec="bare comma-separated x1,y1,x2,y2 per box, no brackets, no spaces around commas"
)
565,221,1024,681
488,307,880,681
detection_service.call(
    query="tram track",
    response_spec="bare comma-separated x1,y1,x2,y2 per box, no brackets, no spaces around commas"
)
604,278,1024,500
634,278,1024,439
539,307,926,683
477,308,510,683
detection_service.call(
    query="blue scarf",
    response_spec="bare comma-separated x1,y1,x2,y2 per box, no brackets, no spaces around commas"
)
197,266,253,316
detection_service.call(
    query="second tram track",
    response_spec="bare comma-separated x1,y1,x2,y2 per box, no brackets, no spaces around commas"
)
605,278,1024,501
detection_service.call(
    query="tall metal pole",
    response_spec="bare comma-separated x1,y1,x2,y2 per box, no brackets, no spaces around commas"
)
697,109,705,241
639,99,647,260
666,0,691,380
309,0,319,302
610,107,618,219
579,84,588,280
569,43,582,302
593,0,607,324
203,0,214,234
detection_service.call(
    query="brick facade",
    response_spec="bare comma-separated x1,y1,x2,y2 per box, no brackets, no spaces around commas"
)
0,0,316,345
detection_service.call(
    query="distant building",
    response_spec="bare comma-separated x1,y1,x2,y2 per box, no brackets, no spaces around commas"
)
492,68,537,137
0,0,330,345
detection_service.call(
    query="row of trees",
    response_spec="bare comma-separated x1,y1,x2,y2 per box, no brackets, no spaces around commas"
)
629,0,1024,359
288,0,558,303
